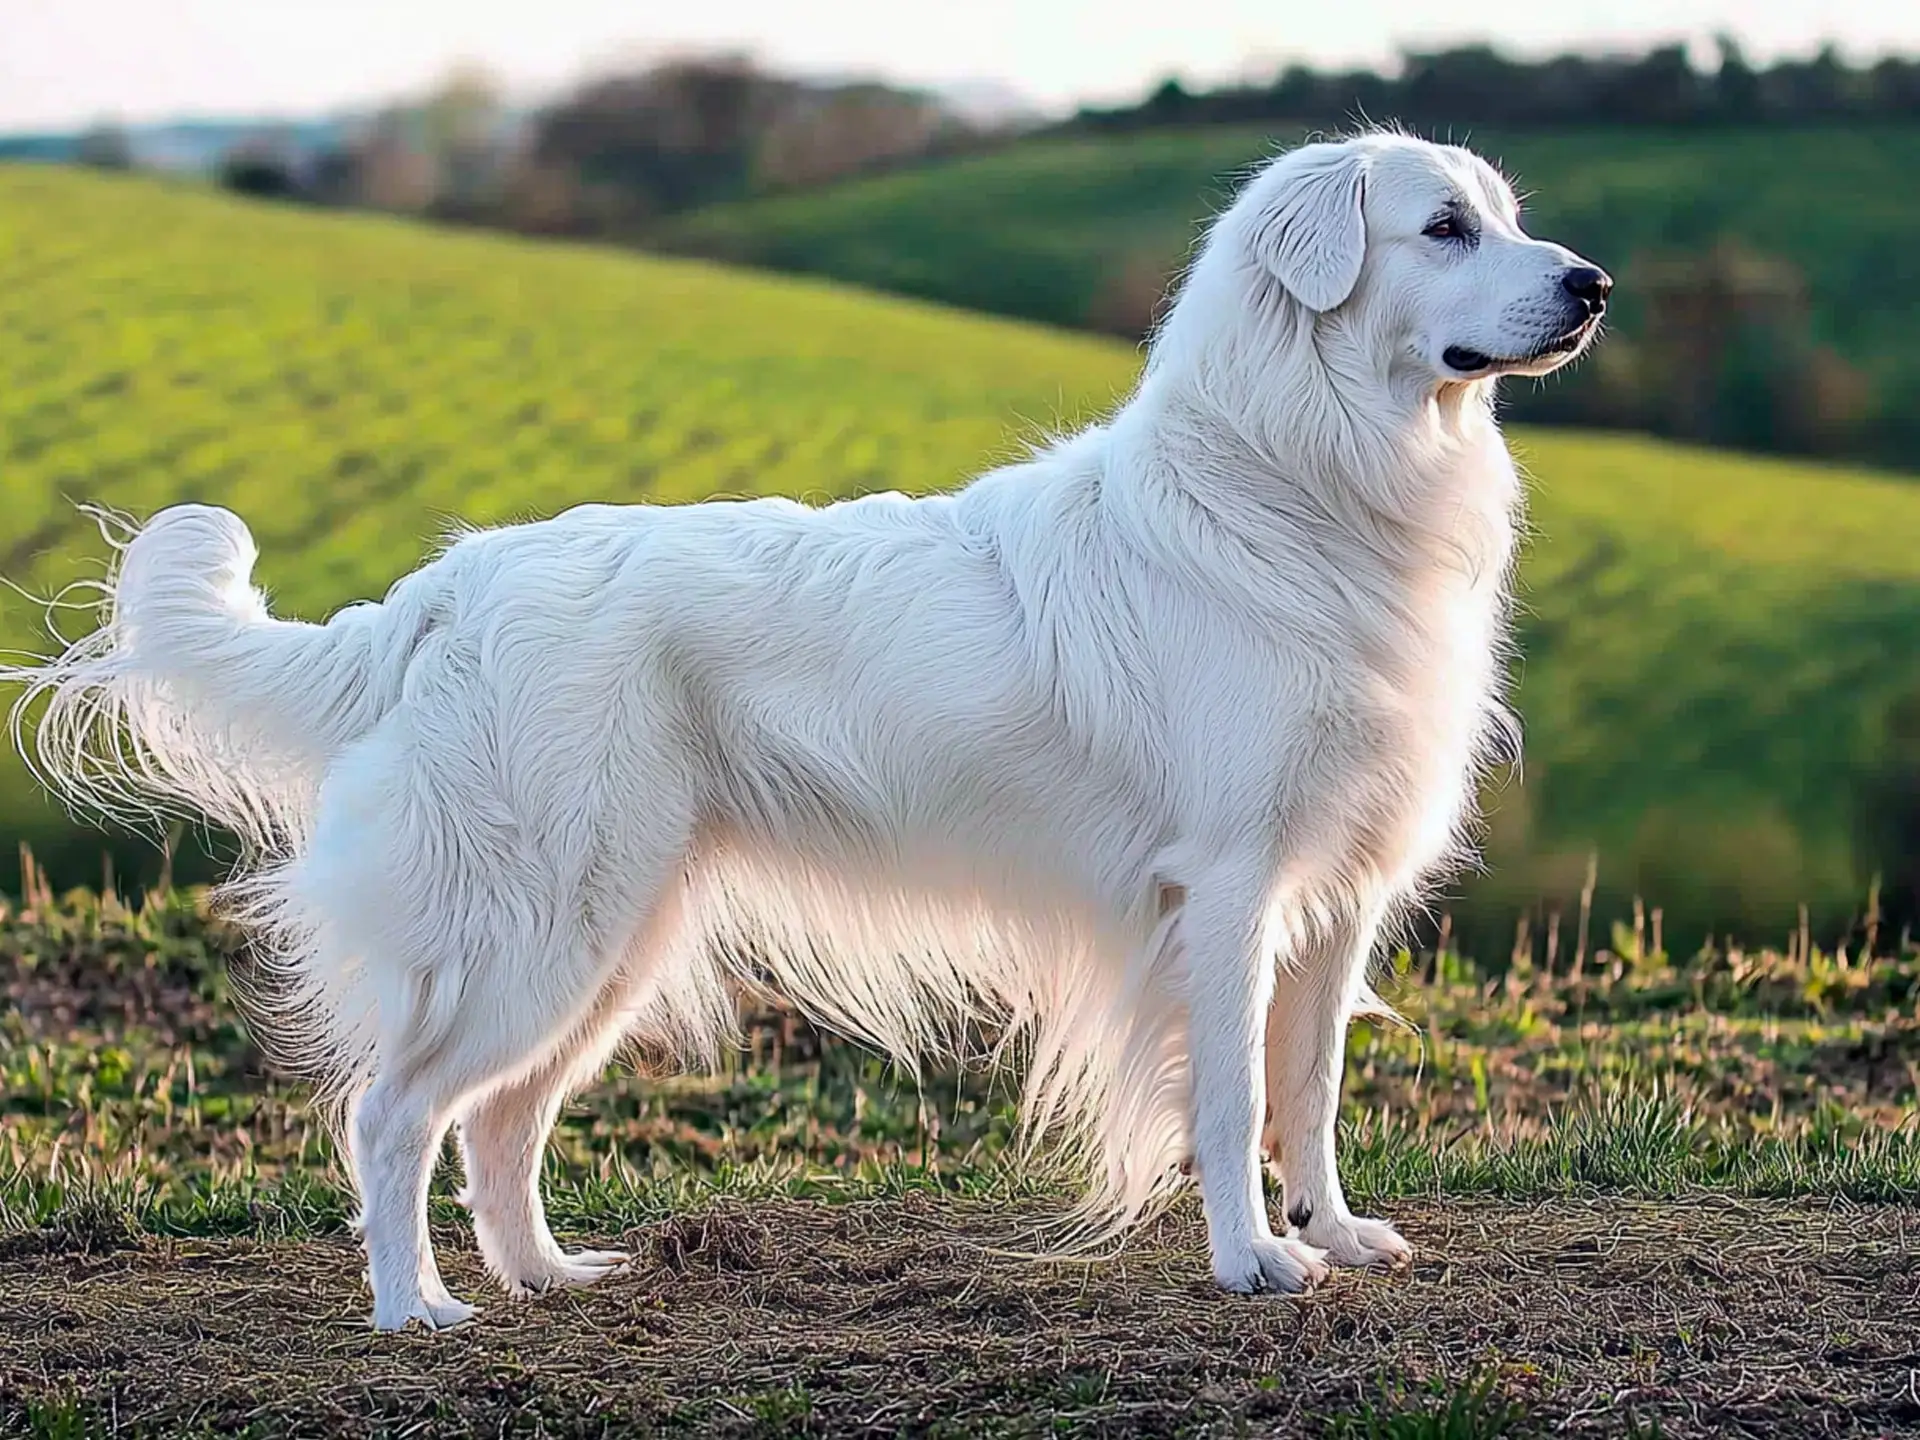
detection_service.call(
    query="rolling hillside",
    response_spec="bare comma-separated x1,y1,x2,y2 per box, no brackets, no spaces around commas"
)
657,122,1920,368
3,165,1918,943
658,123,1920,463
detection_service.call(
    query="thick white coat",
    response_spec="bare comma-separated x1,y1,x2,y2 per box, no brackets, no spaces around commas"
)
4,133,1606,1329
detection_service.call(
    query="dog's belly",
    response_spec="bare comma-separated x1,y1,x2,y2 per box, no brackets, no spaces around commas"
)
689,678,1159,916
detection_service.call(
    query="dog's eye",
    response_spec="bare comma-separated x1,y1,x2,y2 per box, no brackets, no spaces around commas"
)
1423,217,1464,240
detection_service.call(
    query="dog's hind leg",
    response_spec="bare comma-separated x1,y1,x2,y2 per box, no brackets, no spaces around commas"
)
455,929,681,1297
342,903,634,1331
454,841,703,1299
350,939,626,1333
318,684,704,1329
457,1023,633,1296
350,1059,477,1332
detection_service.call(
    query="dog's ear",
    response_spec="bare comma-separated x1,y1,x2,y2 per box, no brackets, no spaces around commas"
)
1247,146,1368,312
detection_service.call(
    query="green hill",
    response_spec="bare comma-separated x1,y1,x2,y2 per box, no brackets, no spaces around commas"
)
3,165,1918,944
657,123,1920,465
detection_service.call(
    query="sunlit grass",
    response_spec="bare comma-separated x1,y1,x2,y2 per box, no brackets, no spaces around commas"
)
7,164,1920,938
3,879,1912,1247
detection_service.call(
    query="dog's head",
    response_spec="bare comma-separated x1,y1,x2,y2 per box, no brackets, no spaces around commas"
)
1204,133,1608,388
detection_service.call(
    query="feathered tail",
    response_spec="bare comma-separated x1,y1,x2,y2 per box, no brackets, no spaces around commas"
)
6,503,434,850
4,503,442,1089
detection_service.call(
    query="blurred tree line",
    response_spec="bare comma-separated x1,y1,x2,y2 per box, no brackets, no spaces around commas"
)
218,57,999,235
1078,218,1889,469
208,41,1920,469
1509,243,1879,460
1068,39,1920,467
1087,236,1888,469
1073,38,1920,131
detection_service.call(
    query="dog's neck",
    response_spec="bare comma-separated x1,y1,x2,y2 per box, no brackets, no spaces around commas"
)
1118,290,1519,592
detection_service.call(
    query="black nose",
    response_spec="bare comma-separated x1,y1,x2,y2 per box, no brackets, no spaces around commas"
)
1562,265,1612,313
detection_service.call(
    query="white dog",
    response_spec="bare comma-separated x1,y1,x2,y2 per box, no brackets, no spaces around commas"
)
6,133,1606,1330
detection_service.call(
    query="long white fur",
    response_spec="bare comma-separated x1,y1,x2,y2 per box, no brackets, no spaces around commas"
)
3,133,1605,1330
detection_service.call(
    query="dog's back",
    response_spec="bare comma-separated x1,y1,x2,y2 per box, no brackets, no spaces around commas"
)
1,132,1610,1330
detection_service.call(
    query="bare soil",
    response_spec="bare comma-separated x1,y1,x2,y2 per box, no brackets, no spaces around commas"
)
3,1195,1916,1438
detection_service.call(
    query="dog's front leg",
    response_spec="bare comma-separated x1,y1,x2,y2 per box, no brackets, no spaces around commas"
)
1181,861,1330,1294
1263,909,1413,1270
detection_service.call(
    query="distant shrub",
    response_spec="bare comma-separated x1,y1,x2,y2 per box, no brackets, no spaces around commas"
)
74,124,133,171
1522,240,1882,458
220,148,303,201
1084,250,1174,339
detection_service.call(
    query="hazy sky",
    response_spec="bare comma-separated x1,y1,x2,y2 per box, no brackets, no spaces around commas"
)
4,0,1918,130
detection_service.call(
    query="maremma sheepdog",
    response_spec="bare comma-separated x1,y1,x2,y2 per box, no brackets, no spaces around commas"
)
5,132,1608,1331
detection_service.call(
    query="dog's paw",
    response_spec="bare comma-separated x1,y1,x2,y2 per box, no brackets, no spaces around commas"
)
1212,1233,1329,1295
505,1248,632,1297
372,1293,478,1333
1300,1211,1412,1270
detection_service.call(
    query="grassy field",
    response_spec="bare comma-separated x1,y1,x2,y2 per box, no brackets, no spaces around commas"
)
6,164,1920,945
4,156,1917,1440
656,123,1920,434
0,164,1134,878
2,879,1915,1435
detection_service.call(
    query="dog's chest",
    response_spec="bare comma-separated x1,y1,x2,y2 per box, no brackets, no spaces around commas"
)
1298,532,1512,888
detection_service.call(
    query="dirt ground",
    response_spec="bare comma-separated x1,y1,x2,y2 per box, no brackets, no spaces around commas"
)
3,1195,1916,1438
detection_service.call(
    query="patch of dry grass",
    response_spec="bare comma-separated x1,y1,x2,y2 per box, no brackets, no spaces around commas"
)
3,883,1917,1436
3,1196,1916,1438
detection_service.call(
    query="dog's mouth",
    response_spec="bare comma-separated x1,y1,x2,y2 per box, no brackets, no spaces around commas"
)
1442,317,1600,379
